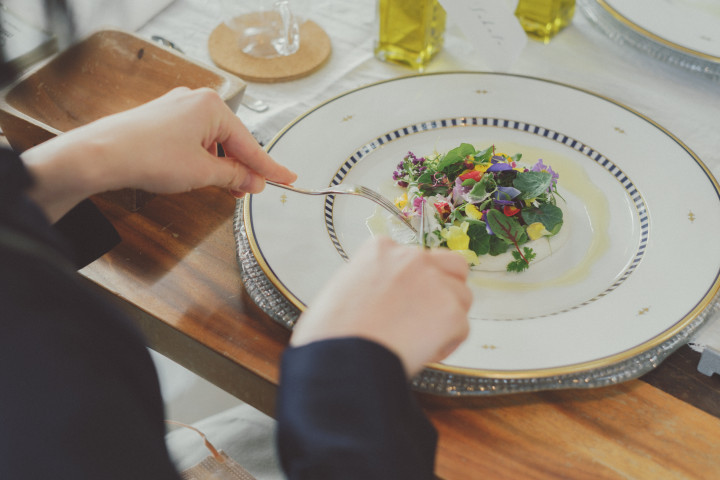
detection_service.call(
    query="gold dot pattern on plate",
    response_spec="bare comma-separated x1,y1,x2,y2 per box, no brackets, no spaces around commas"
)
482,345,497,350
476,89,488,94
342,115,353,122
614,127,626,134
638,307,650,315
688,211,696,222
280,194,288,205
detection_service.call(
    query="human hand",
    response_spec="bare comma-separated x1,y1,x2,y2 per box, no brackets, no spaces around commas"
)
290,236,473,377
22,87,296,221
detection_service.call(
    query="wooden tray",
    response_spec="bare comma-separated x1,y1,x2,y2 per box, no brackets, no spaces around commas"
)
0,29,246,210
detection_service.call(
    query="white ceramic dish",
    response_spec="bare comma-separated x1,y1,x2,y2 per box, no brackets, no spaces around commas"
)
579,0,720,80
235,72,720,394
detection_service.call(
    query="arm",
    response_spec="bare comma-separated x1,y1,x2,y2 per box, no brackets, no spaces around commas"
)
277,237,472,479
20,87,296,222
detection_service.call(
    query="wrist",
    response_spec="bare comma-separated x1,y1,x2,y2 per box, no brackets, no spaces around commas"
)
21,134,110,222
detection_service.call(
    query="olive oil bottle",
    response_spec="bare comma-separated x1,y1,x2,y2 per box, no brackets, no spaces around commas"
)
515,0,575,43
374,0,446,71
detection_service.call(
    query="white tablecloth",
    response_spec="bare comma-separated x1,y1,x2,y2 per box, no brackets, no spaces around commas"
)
139,0,720,353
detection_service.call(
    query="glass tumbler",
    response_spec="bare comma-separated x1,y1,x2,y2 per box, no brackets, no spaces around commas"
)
220,0,300,58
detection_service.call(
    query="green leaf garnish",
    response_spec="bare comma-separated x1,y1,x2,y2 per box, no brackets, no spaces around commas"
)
466,221,491,256
486,209,527,246
436,143,476,172
521,203,564,232
507,248,537,272
513,171,552,199
467,174,496,202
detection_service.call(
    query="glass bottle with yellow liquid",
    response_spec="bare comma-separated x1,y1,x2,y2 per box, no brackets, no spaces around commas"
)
514,0,575,43
374,0,446,71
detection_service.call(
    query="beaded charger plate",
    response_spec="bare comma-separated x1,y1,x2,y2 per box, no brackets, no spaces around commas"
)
234,72,720,395
579,0,720,80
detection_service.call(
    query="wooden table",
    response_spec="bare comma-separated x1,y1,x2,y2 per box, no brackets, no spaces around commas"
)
81,187,720,479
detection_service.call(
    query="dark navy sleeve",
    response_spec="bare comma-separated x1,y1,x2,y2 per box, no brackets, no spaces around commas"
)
54,198,121,268
0,149,179,479
0,147,120,269
276,338,438,480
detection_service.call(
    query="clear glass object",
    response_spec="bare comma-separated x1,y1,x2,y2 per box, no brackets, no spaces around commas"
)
220,0,300,58
374,0,446,71
515,0,576,43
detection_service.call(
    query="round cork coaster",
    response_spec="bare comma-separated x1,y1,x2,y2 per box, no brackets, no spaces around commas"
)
208,19,332,83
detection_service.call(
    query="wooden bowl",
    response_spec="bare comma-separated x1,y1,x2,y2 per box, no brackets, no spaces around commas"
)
0,29,246,210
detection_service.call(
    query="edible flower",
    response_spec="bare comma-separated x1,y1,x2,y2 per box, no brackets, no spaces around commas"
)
527,222,551,241
452,178,472,206
493,186,521,206
487,162,512,173
459,170,484,182
412,195,425,214
532,159,559,188
441,222,470,251
465,203,484,221
434,201,452,221
503,205,520,216
394,192,408,209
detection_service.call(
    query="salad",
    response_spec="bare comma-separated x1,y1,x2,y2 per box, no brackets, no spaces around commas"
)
392,143,564,272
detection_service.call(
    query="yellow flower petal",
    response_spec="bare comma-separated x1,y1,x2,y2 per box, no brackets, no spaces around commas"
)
465,203,484,221
442,225,470,251
527,222,550,241
394,192,408,209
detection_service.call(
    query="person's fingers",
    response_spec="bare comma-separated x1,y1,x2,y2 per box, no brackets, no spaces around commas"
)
209,102,296,184
168,87,296,186
425,248,471,281
431,333,469,364
193,148,266,195
222,135,297,185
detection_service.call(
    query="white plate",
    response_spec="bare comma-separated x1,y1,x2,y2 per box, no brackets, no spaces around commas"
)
236,72,720,394
580,0,720,79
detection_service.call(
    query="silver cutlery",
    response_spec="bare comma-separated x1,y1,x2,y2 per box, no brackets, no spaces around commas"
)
266,181,416,233
240,93,269,112
418,199,426,247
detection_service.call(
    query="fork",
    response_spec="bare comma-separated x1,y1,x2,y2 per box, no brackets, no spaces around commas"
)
266,181,416,233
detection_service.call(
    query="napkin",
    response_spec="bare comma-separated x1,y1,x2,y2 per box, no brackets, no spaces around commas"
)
689,309,720,354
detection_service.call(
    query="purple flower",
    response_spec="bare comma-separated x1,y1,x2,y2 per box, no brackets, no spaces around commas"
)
492,186,521,206
487,163,512,173
532,159,559,186
412,196,424,214
497,186,521,199
452,177,471,206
